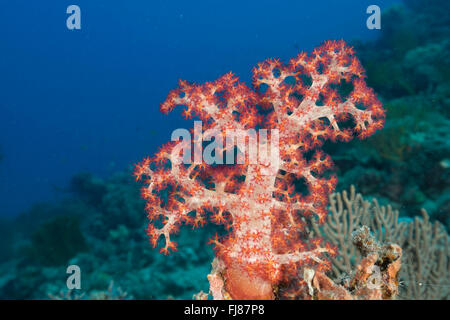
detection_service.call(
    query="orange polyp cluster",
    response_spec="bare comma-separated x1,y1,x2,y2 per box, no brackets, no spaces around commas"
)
134,40,385,299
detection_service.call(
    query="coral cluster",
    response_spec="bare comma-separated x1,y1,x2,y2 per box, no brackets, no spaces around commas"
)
313,186,449,300
342,0,450,227
310,228,402,300
135,40,386,299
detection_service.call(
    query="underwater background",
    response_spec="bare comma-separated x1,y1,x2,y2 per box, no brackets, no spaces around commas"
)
0,0,448,299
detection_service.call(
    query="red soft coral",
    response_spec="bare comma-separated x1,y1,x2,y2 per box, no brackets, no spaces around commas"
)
134,40,385,299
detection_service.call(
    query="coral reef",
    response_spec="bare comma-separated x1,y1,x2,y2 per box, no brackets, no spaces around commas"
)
336,0,450,229
0,173,447,300
0,218,14,263
402,210,449,299
310,229,402,300
49,280,129,300
356,1,450,105
0,171,215,300
312,186,449,300
24,215,88,267
0,0,448,301
206,231,402,300
135,40,387,299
